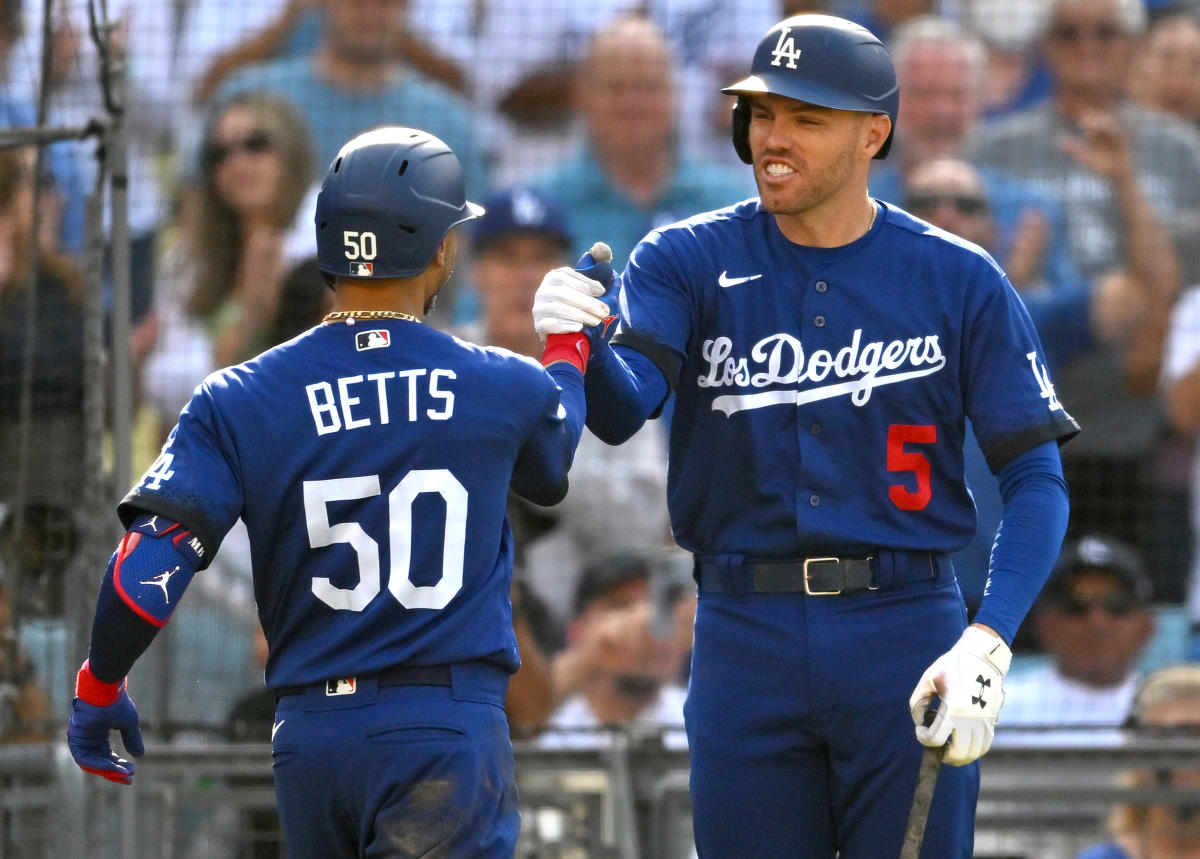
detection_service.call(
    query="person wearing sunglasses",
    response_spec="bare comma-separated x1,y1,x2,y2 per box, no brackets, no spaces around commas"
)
969,0,1200,610
141,90,315,449
1001,534,1156,729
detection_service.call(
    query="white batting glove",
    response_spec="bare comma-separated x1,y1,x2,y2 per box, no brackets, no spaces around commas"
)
533,267,611,341
908,626,1012,766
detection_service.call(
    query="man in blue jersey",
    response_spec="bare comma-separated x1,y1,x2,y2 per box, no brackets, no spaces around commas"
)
65,127,604,857
532,14,1079,858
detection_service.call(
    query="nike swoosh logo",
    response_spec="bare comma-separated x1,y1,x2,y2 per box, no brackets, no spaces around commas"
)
718,271,763,288
272,720,285,741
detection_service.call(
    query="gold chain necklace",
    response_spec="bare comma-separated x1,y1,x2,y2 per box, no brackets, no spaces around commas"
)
322,310,420,324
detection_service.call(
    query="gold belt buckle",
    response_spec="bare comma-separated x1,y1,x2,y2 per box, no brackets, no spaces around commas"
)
803,557,843,596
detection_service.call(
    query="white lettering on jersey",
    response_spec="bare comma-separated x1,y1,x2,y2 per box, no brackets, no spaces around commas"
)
1027,351,1062,411
141,453,176,490
770,27,801,69
305,370,457,435
699,329,946,415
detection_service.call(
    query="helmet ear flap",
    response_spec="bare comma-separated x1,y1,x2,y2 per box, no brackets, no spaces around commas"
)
731,97,752,165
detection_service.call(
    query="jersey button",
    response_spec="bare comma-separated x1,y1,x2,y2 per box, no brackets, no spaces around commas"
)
809,494,820,507
810,423,821,435
814,315,826,327
815,281,828,292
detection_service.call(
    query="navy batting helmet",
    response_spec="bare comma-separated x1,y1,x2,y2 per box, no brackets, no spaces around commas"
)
315,127,484,281
722,15,899,164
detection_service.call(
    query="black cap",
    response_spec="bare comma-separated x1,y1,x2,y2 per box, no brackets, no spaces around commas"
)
1043,534,1153,604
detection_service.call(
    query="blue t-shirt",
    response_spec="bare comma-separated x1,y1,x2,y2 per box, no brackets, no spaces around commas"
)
215,57,489,197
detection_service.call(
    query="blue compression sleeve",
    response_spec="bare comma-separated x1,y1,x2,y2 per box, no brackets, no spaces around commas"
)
971,440,1070,644
86,516,205,683
585,341,670,445
511,364,586,507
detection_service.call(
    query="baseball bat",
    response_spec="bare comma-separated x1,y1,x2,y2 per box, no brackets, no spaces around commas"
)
899,706,948,859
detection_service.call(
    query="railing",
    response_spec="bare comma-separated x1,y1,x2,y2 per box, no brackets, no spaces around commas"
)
8,730,1200,858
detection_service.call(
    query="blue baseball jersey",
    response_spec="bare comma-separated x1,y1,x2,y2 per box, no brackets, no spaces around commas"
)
612,198,1079,558
120,319,576,688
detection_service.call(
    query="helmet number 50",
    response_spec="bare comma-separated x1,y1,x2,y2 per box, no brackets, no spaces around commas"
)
303,471,467,612
343,230,377,260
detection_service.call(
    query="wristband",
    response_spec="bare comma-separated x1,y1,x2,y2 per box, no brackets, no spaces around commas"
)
541,332,590,374
75,660,124,707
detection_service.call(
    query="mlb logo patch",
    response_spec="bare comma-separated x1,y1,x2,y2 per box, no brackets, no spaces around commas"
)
326,677,356,696
356,329,390,351
351,262,373,276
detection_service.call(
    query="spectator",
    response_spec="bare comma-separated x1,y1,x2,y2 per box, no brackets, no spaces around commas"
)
178,0,466,114
465,186,672,633
1077,664,1200,859
11,0,178,318
870,15,1083,302
1002,535,1155,728
211,0,486,195
0,1,86,260
969,0,1200,599
417,1,778,185
1127,11,1200,128
539,551,692,749
535,14,755,269
140,92,315,442
1159,280,1200,659
0,148,85,621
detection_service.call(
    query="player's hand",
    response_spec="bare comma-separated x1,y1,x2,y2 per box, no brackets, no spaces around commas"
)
908,626,1012,766
66,661,144,785
533,243,614,342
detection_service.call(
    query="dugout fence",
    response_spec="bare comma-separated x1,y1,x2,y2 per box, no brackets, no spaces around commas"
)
0,731,1199,857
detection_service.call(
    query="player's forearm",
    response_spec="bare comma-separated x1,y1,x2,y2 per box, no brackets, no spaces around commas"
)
511,366,586,506
584,341,668,445
970,442,1069,644
86,576,162,683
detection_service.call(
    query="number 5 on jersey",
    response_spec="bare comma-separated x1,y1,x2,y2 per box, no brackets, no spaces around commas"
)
888,425,936,511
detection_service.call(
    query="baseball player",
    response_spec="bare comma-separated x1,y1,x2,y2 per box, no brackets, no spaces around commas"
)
533,14,1079,858
66,127,605,856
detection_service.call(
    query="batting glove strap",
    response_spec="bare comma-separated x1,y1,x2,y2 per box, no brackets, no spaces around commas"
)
75,660,124,707
542,333,591,374
909,627,1012,767
533,268,611,341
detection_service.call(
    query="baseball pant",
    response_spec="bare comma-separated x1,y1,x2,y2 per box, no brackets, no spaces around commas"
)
271,662,518,858
685,572,977,858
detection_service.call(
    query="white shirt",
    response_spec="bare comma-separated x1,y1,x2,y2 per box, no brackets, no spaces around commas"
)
538,684,688,750
1000,663,1141,728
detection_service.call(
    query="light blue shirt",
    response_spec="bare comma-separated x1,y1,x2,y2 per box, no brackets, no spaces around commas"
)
214,57,489,198
535,145,756,270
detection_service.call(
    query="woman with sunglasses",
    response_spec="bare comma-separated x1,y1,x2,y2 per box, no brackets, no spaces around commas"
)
142,91,315,445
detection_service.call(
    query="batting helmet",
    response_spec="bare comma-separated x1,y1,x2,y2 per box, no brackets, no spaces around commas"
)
315,126,484,281
722,15,899,164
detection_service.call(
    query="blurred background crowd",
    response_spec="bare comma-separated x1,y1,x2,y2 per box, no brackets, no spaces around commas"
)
8,0,1200,853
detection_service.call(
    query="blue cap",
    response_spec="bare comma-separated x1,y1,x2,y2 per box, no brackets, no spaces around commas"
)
474,186,572,251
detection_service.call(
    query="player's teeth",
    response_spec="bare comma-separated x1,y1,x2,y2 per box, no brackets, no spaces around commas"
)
765,164,795,175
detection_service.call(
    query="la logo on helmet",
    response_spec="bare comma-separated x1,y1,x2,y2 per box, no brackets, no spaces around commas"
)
770,28,801,69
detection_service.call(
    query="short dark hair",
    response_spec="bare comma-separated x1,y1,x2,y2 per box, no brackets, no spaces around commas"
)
574,552,651,616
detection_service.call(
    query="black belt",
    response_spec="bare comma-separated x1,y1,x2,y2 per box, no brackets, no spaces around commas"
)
694,551,944,596
275,664,452,701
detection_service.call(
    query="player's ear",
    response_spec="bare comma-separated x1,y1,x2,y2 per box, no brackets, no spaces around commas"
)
860,114,891,160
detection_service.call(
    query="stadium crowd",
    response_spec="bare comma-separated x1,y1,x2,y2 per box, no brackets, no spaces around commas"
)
7,0,1200,818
